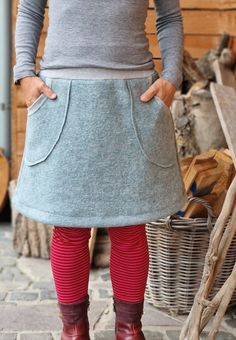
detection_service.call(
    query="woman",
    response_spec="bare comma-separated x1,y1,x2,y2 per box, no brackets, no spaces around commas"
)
13,0,188,339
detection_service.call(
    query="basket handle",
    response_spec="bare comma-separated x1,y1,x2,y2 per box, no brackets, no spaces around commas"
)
186,196,216,232
166,196,217,233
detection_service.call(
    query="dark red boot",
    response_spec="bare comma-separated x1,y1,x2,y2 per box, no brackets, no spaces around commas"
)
58,294,90,340
113,297,146,340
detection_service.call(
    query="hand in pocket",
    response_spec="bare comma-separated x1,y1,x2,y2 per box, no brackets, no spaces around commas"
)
19,75,57,108
139,77,177,108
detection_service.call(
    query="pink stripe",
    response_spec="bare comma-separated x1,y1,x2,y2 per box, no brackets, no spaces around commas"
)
50,226,91,303
107,224,149,302
50,224,149,304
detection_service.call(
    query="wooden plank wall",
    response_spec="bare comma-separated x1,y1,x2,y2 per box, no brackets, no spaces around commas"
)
11,0,236,179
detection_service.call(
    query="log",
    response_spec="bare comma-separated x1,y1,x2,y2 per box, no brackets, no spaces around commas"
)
196,33,230,80
190,89,227,152
219,48,235,68
183,49,206,88
89,228,98,264
183,150,217,193
8,179,54,259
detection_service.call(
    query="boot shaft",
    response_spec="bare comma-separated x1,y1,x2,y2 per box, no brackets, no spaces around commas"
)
58,294,90,340
113,297,146,340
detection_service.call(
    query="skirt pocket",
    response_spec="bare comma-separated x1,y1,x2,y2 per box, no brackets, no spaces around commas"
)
126,75,178,168
27,93,48,114
24,77,72,166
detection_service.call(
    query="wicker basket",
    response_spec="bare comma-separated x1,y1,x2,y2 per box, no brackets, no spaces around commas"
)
145,196,236,316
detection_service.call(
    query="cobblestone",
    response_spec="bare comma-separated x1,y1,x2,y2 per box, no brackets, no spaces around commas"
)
31,281,55,290
2,266,22,276
98,288,112,299
9,291,39,301
39,290,57,301
0,333,17,340
100,272,110,282
0,257,16,267
0,281,30,291
19,333,53,340
0,292,7,301
0,222,236,340
0,271,14,281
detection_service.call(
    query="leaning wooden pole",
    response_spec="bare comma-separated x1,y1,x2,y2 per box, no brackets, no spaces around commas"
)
179,175,236,340
208,261,236,339
180,82,236,339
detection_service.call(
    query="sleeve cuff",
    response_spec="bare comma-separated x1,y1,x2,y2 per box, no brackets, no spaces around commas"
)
161,70,183,91
13,64,37,86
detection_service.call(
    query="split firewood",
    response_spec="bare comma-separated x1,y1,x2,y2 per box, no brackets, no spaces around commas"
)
219,48,236,69
184,80,209,101
196,33,230,80
193,167,222,193
212,150,234,194
184,167,222,218
211,190,227,217
89,227,98,264
216,33,231,56
183,193,218,218
190,89,227,153
181,149,234,218
92,231,110,268
183,49,206,88
183,149,217,193
180,156,194,177
196,48,219,80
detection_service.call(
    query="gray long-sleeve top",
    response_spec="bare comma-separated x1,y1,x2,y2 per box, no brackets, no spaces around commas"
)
13,0,184,90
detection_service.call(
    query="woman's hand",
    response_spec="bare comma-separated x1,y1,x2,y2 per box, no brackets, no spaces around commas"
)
140,77,177,108
20,76,57,108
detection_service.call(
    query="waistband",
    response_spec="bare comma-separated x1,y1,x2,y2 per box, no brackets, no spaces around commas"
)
38,67,157,80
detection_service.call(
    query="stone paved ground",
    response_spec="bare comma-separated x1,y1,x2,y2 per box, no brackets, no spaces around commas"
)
0,222,235,340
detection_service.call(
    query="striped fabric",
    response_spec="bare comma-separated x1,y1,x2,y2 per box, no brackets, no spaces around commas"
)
50,224,149,303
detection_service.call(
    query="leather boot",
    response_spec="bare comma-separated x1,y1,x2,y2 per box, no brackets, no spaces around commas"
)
58,294,90,340
113,297,146,340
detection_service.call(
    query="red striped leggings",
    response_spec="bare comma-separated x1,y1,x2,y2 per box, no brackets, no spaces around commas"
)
50,224,149,304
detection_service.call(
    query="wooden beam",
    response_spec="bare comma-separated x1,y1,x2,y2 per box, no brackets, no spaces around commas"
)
149,0,236,10
212,59,236,91
210,82,236,166
146,9,236,36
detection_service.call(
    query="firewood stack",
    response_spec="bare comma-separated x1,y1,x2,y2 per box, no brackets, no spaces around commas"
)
171,33,236,159
176,33,236,340
179,148,235,219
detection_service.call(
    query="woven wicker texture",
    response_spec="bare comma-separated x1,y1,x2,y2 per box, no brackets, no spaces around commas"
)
145,196,236,315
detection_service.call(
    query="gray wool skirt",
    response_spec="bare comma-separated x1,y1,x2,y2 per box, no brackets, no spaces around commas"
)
12,70,188,228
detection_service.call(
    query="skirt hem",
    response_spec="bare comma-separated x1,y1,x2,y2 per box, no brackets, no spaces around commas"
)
12,194,189,228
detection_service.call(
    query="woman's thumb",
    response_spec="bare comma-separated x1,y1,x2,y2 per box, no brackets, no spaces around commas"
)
42,84,57,99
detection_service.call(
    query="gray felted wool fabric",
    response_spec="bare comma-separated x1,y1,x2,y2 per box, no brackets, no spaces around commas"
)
12,70,188,228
